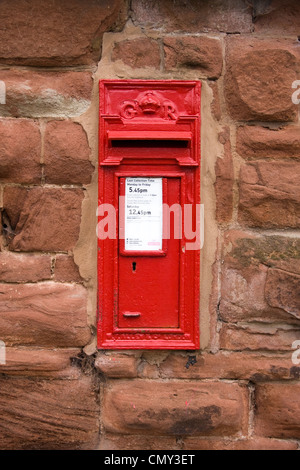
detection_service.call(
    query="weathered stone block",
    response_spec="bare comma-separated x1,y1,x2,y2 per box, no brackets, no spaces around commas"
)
112,38,161,69
220,232,300,323
237,126,300,160
54,255,83,283
0,70,93,118
103,381,248,437
239,162,300,228
255,383,300,439
254,0,300,35
0,347,80,377
0,119,41,184
0,0,128,65
225,38,300,122
0,375,99,449
220,324,300,352
159,352,298,382
0,282,90,347
183,437,298,450
95,353,138,378
164,36,223,79
0,252,51,283
44,121,94,185
3,187,84,252
131,0,252,33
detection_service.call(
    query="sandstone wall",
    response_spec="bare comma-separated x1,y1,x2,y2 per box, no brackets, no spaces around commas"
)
0,0,299,450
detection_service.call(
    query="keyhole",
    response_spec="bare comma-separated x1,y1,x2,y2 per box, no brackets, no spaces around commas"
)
132,262,137,272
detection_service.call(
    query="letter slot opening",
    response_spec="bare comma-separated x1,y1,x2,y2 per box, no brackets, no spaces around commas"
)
111,140,189,148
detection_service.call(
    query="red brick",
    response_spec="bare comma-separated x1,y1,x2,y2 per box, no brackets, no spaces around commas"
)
0,252,51,283
254,0,300,35
220,324,300,352
103,381,248,437
237,126,300,160
54,255,83,283
112,38,161,69
255,383,300,439
265,269,300,320
3,187,84,252
225,38,300,122
0,0,127,66
183,437,298,450
159,352,298,382
0,119,41,183
239,162,300,228
0,282,90,347
215,128,234,223
164,37,223,79
95,353,138,378
0,347,80,377
0,70,93,118
0,375,99,450
44,121,94,185
131,0,252,33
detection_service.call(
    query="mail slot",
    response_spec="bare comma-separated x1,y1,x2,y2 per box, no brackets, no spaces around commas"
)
98,80,201,349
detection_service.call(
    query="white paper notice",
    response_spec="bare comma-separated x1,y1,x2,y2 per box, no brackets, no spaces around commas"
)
125,177,163,251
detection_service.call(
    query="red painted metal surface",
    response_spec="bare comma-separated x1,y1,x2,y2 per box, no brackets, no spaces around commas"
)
98,80,201,350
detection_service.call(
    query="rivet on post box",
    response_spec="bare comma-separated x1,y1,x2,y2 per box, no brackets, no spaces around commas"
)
97,80,201,350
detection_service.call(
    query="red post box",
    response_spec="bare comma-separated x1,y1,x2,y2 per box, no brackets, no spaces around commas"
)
98,80,201,349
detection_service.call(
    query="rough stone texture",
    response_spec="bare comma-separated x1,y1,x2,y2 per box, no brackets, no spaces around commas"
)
99,434,179,450
95,353,138,378
183,437,298,451
0,0,128,66
238,162,300,228
209,82,222,121
0,70,93,118
0,119,41,184
54,255,83,283
3,187,84,252
103,381,248,437
0,375,99,450
131,0,252,33
0,348,80,377
220,325,300,352
265,269,300,319
225,38,300,122
164,37,223,79
220,232,300,323
254,0,300,35
255,383,300,439
215,128,234,223
237,126,300,160
159,352,299,382
0,252,51,283
112,38,161,69
0,282,90,347
44,121,94,185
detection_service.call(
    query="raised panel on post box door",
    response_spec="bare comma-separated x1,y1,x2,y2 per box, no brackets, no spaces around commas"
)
118,177,181,329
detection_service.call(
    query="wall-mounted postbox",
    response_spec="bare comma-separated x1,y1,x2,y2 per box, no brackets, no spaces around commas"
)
98,80,201,349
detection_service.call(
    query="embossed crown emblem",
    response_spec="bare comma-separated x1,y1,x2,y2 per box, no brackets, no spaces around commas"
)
139,91,161,114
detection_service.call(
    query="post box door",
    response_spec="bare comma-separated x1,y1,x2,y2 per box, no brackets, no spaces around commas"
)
118,176,181,329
